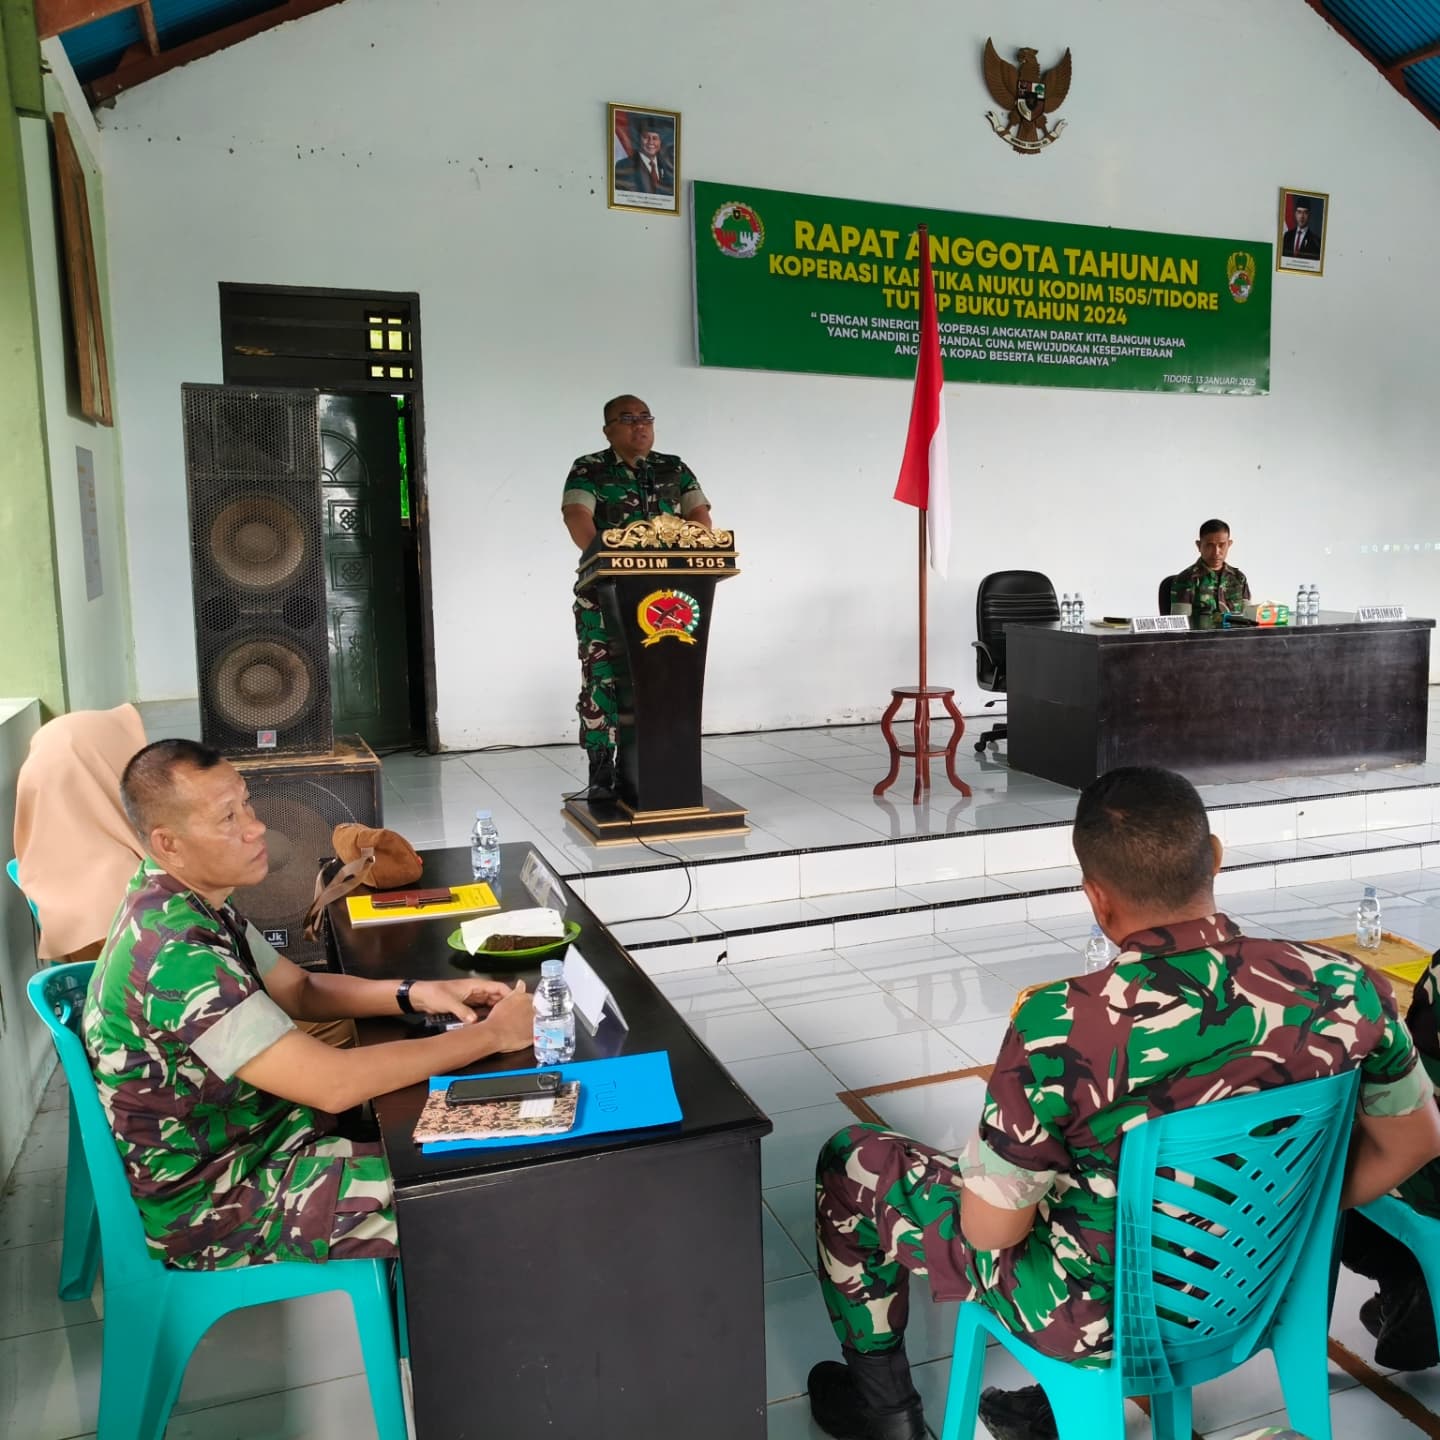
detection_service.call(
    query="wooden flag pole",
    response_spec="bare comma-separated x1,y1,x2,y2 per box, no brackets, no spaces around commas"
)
873,224,972,803
916,508,930,796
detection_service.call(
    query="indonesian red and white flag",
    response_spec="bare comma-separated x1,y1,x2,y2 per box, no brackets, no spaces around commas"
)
893,229,950,578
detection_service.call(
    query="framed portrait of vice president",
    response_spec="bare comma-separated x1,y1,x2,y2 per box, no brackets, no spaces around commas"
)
1276,187,1328,276
609,103,681,216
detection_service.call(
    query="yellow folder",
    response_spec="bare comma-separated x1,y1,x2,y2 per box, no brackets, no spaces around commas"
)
346,883,500,926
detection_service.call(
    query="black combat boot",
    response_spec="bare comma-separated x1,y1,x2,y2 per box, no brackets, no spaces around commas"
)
586,748,617,802
978,1383,1059,1440
807,1345,925,1440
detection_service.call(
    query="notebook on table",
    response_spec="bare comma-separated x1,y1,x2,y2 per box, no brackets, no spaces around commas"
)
417,1050,682,1154
412,1083,580,1145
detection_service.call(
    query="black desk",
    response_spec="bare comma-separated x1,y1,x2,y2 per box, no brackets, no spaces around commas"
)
1004,613,1434,790
330,844,771,1440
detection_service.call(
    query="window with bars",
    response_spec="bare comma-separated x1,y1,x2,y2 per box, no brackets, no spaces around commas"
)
219,285,421,393
369,314,414,381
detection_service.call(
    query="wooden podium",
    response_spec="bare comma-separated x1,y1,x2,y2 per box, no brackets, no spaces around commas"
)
564,514,749,846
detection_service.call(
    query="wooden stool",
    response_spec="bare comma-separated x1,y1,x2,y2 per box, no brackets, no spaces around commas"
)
873,685,972,803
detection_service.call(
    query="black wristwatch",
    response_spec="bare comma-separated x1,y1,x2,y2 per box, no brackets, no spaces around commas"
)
395,979,418,1015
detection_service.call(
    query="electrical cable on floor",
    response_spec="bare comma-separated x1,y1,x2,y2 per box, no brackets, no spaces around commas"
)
607,835,696,923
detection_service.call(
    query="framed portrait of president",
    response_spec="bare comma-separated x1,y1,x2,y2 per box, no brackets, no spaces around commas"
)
1276,187,1328,276
609,103,681,216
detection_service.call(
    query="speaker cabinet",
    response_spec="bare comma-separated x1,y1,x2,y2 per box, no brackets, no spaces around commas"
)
229,738,382,970
182,383,333,756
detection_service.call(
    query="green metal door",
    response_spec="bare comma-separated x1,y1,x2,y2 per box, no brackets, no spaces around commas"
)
319,392,416,750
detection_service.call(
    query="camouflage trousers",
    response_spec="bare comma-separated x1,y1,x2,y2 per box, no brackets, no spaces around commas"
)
573,590,618,755
168,1135,397,1270
817,1124,1106,1366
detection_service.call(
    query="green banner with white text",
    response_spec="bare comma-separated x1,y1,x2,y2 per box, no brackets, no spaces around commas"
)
693,181,1271,396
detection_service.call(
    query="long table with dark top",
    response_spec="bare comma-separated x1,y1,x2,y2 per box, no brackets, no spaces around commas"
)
1004,613,1435,790
328,842,772,1440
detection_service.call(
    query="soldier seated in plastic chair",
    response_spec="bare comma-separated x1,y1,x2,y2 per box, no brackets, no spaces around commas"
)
82,738,536,1270
1342,950,1440,1370
806,766,1440,1440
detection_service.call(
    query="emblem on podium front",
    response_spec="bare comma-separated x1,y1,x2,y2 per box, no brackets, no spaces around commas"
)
638,589,702,646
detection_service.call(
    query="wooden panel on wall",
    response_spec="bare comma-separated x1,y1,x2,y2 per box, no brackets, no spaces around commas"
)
51,112,112,426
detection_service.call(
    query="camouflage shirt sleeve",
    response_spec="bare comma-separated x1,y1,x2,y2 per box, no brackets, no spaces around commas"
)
958,1014,1069,1210
243,920,283,978
562,455,600,512
1405,957,1440,1091
147,937,295,1082
1349,963,1430,1117
675,460,709,513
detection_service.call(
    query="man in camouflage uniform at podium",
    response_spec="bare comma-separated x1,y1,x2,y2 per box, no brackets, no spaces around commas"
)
561,395,712,799
806,766,1440,1440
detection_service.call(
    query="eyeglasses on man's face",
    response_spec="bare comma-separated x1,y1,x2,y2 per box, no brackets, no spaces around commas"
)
608,413,655,427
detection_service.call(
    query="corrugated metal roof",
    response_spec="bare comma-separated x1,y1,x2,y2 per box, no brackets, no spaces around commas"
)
1308,1,1440,133
59,1,313,90
52,1,1440,128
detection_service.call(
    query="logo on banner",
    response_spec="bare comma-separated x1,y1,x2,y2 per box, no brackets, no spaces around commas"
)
1226,251,1257,303
637,589,701,645
983,39,1072,155
711,201,765,258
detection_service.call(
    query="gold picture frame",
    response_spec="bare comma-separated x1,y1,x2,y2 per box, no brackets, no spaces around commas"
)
1276,186,1328,277
608,102,680,217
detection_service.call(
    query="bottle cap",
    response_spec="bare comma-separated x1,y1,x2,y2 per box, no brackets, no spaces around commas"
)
541,958,565,978
475,809,492,820
1363,885,1377,897
1089,923,1103,936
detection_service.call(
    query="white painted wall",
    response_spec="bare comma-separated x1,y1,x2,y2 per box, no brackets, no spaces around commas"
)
0,699,50,1186
98,0,1440,746
22,47,133,711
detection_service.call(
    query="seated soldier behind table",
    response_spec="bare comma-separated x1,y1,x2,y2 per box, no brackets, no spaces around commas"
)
83,738,535,1269
807,765,1440,1440
1343,948,1440,1370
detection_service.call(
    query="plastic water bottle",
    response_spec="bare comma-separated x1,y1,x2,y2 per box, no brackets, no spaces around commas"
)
1355,886,1382,951
1307,583,1320,622
470,809,501,884
1073,593,1086,628
1060,593,1073,629
533,959,577,1063
1084,924,1113,972
1295,584,1308,625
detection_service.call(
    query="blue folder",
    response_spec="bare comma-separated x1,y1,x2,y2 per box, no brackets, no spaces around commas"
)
422,1048,682,1154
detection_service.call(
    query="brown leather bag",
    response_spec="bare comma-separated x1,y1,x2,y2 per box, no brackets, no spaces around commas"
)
333,823,423,887
302,824,423,940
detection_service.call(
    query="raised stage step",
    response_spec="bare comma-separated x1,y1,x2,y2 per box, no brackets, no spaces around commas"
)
564,787,1440,975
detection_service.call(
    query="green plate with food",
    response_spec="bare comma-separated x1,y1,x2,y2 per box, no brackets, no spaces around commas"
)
446,919,582,965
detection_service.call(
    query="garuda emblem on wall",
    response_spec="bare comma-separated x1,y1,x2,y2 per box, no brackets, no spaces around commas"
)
983,39,1072,155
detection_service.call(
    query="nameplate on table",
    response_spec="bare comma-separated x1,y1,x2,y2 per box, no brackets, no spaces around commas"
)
1130,615,1189,634
520,851,567,911
1355,604,1407,623
565,948,629,1036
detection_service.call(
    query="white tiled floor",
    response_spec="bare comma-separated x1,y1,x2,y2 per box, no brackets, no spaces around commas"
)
137,693,1440,888
11,863,1440,1435
15,696,1423,1433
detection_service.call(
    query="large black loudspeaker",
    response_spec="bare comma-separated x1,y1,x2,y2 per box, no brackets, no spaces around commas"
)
182,383,333,756
229,740,383,970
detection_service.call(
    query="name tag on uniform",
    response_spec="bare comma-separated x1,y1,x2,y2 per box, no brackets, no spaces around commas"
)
1355,604,1406,622
1131,615,1189,633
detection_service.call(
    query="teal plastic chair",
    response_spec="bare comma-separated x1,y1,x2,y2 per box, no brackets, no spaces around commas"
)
7,857,101,1302
941,1070,1360,1440
27,962,408,1440
7,857,37,924
1358,1192,1440,1341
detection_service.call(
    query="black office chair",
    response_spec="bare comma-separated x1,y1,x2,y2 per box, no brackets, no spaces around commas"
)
972,570,1060,753
1158,574,1175,615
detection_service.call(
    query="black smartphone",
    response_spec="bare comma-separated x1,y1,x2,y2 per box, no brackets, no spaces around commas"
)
445,1072,562,1106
